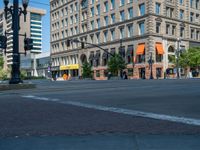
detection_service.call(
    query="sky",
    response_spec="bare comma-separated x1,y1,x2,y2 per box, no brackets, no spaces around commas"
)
0,0,50,52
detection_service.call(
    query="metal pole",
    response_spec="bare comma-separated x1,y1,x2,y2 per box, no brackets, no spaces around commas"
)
150,52,153,79
177,39,180,79
9,0,22,84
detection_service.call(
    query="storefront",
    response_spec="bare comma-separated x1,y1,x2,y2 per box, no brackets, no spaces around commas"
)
60,64,79,78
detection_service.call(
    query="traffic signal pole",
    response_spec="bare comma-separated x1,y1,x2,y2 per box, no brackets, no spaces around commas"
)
9,0,21,84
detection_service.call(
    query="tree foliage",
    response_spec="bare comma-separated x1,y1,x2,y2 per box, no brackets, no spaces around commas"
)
108,54,126,76
0,56,4,69
82,62,93,78
179,47,200,69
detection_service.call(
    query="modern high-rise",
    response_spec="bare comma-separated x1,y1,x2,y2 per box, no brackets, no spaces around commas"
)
50,0,200,80
0,7,46,70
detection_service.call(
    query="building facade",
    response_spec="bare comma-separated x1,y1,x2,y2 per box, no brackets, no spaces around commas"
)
50,0,200,80
0,7,46,70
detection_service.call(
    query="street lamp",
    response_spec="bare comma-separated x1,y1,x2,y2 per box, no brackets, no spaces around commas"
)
3,0,29,84
176,38,181,79
148,52,154,79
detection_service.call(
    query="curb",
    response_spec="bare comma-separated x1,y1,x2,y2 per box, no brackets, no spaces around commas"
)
0,83,36,91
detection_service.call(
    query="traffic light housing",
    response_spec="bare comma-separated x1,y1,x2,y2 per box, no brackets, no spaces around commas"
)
24,38,33,51
0,35,7,49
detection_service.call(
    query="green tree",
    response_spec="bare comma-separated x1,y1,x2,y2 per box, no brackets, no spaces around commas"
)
0,56,4,69
82,62,93,78
108,54,126,76
187,47,200,70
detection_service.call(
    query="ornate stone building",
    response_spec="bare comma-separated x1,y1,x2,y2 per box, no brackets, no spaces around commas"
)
50,0,200,79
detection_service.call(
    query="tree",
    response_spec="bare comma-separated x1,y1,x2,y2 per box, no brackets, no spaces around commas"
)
108,54,126,76
179,47,200,77
82,62,93,78
187,47,200,70
0,56,4,69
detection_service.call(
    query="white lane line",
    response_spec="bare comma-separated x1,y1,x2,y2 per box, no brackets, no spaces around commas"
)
22,95,200,126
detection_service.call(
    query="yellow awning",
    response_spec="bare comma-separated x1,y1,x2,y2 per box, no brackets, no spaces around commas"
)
136,43,145,55
156,43,164,55
60,64,79,70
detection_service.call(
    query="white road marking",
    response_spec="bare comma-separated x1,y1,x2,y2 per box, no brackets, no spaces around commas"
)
22,95,200,126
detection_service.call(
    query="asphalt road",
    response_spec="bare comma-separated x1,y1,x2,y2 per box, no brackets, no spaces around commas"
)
0,79,200,149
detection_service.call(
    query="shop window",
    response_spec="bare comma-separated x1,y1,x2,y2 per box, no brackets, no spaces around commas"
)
137,54,145,63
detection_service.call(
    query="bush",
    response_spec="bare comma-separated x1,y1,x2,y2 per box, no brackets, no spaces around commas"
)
0,69,8,80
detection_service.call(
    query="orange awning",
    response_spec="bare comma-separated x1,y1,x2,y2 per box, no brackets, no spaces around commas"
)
156,43,164,55
136,43,145,55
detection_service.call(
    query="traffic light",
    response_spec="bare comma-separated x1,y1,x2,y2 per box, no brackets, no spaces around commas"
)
24,38,33,51
0,35,7,49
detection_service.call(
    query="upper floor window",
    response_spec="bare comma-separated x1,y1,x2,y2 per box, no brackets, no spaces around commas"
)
156,22,161,33
111,0,115,9
155,3,161,15
127,25,133,37
119,27,125,39
96,4,100,16
166,7,174,18
139,22,145,35
120,0,125,6
120,10,125,21
128,7,133,19
180,0,184,5
104,1,109,12
104,16,109,26
111,13,115,24
179,9,184,20
139,3,145,16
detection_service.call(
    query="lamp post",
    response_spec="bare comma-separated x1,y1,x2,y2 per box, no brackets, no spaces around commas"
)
176,38,181,79
3,0,29,84
148,52,154,79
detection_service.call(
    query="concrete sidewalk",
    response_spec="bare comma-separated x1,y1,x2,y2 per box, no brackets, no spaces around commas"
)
0,134,199,150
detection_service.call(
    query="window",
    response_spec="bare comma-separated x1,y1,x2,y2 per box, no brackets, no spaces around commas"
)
191,29,195,39
111,29,115,41
190,0,194,8
120,0,125,6
180,27,185,37
90,7,94,17
96,4,100,16
166,24,170,34
180,0,184,5
104,16,109,26
104,1,108,12
196,31,200,40
128,25,133,37
90,35,94,43
90,21,94,30
120,28,125,39
166,7,174,18
190,12,194,22
120,10,125,21
96,18,100,28
96,33,100,44
70,16,73,24
111,14,115,24
139,3,145,16
180,10,184,20
128,8,133,19
156,22,161,33
139,22,145,35
104,31,108,42
155,3,160,15
111,0,115,9
172,25,176,35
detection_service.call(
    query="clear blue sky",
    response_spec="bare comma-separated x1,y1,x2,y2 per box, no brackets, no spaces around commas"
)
0,0,50,52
